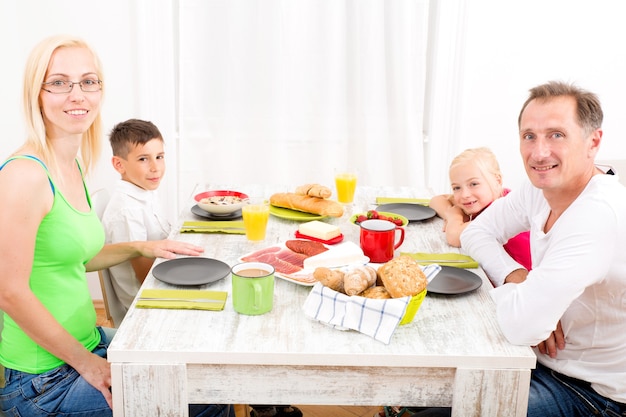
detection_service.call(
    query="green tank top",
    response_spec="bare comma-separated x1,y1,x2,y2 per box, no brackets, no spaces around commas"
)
0,156,104,373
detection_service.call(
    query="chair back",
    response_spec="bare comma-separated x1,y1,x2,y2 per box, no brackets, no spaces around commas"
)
98,268,127,327
597,159,626,186
91,189,127,327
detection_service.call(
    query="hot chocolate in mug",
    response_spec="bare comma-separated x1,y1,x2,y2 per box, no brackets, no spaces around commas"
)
231,262,275,315
359,219,405,263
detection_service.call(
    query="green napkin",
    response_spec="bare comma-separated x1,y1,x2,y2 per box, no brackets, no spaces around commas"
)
400,252,479,269
181,220,245,234
136,289,228,311
376,197,431,206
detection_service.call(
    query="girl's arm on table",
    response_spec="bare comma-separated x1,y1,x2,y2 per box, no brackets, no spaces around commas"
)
429,194,468,247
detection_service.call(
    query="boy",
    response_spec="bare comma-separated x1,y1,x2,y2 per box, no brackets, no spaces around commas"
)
101,119,171,315
102,119,302,417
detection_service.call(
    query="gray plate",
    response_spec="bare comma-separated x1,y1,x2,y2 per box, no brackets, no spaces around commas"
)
375,203,436,222
427,266,482,295
191,204,242,220
152,257,231,286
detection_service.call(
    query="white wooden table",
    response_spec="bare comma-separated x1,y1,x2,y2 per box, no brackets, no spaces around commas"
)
108,184,536,417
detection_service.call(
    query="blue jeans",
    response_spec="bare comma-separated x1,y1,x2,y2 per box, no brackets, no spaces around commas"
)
0,327,233,417
400,362,626,417
528,362,626,417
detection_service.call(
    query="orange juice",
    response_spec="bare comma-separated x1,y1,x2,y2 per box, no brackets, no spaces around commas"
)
242,203,270,241
335,173,357,203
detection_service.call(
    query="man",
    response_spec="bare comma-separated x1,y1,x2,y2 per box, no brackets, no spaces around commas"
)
461,81,626,417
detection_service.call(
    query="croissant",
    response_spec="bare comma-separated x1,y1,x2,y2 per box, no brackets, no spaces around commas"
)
343,265,377,296
295,183,332,199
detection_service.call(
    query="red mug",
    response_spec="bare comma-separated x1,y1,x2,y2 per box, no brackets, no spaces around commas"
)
359,219,405,263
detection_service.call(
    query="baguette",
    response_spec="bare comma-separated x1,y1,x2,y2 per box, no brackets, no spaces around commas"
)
269,192,344,217
295,183,332,199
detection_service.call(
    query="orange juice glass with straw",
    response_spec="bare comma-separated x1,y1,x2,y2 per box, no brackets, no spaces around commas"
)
335,172,358,204
241,200,270,241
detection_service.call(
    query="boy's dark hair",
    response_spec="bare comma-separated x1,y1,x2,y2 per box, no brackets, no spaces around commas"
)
109,119,163,158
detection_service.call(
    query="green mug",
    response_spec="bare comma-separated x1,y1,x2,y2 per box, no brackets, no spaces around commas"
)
231,262,275,315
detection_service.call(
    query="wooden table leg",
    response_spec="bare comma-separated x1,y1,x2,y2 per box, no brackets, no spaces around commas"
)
112,363,188,417
452,368,531,417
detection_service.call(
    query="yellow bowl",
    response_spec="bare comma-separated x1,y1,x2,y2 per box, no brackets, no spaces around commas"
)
399,288,427,325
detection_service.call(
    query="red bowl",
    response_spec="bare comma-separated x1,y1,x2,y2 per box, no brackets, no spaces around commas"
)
194,190,249,215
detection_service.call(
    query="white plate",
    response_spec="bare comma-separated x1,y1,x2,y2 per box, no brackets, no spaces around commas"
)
152,257,231,286
239,243,319,286
191,204,242,220
239,241,368,286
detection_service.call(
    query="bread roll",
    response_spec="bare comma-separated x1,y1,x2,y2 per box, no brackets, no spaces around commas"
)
361,286,391,299
313,267,345,293
378,256,428,297
295,183,332,199
270,193,344,217
343,265,377,296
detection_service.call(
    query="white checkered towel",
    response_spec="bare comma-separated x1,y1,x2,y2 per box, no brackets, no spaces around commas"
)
302,264,441,344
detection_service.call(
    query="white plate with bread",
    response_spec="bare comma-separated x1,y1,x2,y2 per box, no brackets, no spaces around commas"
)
269,205,326,221
269,183,345,220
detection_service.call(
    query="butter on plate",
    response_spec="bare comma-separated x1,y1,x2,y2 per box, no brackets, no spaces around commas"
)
298,220,341,241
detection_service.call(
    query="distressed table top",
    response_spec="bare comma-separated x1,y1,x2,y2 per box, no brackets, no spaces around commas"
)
108,184,535,370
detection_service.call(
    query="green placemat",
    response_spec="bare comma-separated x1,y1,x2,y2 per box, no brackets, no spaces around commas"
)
181,220,245,234
136,289,228,310
401,252,479,269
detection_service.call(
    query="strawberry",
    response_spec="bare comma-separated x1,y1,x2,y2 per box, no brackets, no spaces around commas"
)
393,218,404,226
367,210,379,219
356,215,368,224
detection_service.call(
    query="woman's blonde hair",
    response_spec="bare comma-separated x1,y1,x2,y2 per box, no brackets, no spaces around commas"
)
449,147,503,198
20,34,104,175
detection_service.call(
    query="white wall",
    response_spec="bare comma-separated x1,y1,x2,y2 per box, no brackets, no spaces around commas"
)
444,0,626,194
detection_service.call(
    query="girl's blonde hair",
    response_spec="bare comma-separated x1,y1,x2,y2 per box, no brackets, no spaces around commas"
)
449,147,503,198
19,34,104,176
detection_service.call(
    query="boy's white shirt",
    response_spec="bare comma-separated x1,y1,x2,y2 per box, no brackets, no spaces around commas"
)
101,179,172,310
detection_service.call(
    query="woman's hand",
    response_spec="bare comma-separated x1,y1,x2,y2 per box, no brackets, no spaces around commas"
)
68,350,113,408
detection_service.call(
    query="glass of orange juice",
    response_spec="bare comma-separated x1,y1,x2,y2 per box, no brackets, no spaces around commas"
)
334,171,358,204
241,199,270,241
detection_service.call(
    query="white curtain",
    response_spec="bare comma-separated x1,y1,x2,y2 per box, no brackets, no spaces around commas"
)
176,0,431,203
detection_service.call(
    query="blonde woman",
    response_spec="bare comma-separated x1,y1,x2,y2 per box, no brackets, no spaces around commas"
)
429,147,531,273
0,35,231,417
